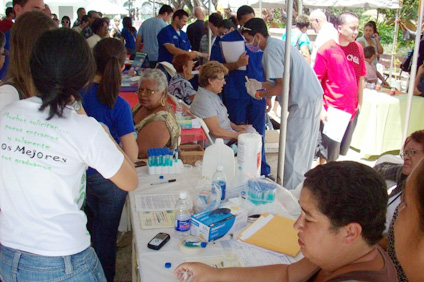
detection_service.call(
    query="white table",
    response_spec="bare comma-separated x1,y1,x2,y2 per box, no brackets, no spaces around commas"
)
350,89,424,157
128,166,301,282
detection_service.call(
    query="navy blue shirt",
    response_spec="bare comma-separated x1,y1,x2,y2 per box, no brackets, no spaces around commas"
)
210,30,265,100
0,29,10,80
157,24,191,64
82,83,135,175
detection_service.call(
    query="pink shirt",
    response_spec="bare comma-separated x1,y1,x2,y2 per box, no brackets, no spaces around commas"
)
365,61,378,82
314,40,366,119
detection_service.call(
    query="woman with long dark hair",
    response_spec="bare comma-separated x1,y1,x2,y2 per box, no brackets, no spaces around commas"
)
121,16,137,57
82,38,138,282
0,28,138,282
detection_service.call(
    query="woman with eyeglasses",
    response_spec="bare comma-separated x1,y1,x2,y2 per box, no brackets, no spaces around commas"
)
61,16,71,28
82,38,138,282
374,129,424,282
190,61,248,145
394,158,424,282
133,69,180,159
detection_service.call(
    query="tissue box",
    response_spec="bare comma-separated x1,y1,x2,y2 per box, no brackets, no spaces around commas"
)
190,203,248,242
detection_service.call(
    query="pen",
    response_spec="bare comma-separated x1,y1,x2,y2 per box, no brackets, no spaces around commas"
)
150,179,176,185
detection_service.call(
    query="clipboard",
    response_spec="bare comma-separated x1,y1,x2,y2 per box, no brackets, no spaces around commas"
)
238,213,300,257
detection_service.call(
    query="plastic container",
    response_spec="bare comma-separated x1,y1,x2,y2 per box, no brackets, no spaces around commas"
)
202,138,235,182
174,191,192,238
237,133,262,177
212,165,227,201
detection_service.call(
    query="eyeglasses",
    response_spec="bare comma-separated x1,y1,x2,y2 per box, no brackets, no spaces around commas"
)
62,20,69,24
137,88,156,96
400,149,423,159
239,26,252,32
214,76,225,81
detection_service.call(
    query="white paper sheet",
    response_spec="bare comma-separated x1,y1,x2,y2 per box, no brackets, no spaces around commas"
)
221,41,246,71
135,193,180,211
323,107,352,142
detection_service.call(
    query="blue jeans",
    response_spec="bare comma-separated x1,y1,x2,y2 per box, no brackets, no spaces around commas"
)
0,245,106,282
85,173,127,282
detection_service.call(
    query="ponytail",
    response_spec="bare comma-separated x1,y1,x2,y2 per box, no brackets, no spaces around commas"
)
98,56,122,108
93,38,126,109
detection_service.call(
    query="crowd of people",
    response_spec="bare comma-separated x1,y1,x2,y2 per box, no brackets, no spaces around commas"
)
0,1,423,282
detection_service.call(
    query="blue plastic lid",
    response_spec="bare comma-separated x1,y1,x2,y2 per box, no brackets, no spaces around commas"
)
164,262,172,268
159,175,164,179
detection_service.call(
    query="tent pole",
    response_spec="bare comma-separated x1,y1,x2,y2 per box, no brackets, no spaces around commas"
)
259,0,262,18
208,0,212,57
277,0,293,186
388,8,399,82
404,0,424,143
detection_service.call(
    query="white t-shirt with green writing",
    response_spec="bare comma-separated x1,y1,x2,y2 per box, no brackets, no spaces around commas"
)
0,96,124,256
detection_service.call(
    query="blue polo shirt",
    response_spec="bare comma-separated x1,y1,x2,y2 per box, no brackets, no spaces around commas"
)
157,24,191,64
82,83,135,175
210,30,264,100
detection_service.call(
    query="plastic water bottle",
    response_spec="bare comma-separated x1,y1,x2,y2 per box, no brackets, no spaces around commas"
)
212,165,227,201
176,99,184,120
174,191,192,238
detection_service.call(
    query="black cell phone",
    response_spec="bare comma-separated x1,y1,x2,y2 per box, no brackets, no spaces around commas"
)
147,232,170,250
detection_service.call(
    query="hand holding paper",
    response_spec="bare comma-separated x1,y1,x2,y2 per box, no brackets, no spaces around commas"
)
245,77,262,99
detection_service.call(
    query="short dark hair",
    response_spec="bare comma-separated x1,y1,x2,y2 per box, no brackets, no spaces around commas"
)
303,161,388,246
94,38,126,108
159,4,173,15
87,10,98,18
173,9,189,21
77,7,85,14
364,46,376,59
295,14,309,29
13,0,28,7
335,11,358,27
241,18,269,38
81,15,89,24
237,5,254,21
30,28,95,120
219,19,236,30
209,12,223,27
6,7,13,17
91,18,107,34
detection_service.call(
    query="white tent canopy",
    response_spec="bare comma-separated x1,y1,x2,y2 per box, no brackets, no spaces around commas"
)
303,0,400,9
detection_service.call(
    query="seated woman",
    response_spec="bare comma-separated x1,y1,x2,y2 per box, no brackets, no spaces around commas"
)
133,69,181,159
190,61,247,144
375,130,424,282
0,28,137,282
168,53,196,105
394,158,424,282
175,162,397,282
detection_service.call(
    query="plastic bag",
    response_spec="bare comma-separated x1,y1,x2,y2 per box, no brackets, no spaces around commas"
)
193,178,222,214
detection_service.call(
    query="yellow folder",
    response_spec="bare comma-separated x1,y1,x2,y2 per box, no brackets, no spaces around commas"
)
238,213,300,257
